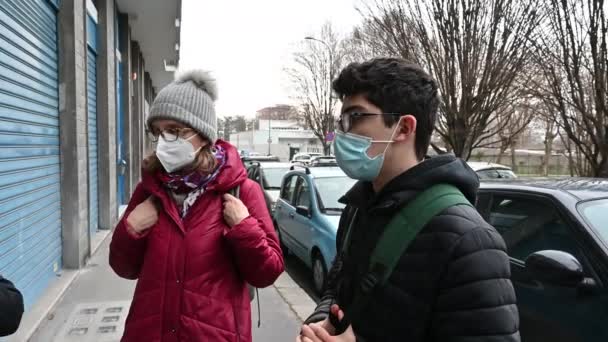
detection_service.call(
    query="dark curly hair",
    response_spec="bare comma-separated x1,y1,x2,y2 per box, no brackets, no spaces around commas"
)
332,58,439,160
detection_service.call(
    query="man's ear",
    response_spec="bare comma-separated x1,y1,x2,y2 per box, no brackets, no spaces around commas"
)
394,115,417,142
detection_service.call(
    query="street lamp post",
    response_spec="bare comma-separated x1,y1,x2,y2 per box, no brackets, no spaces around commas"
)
305,36,334,156
267,119,271,156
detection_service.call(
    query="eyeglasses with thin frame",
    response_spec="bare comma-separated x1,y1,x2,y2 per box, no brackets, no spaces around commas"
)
336,112,402,133
147,127,196,142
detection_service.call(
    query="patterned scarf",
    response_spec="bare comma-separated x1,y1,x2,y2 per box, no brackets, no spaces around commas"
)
157,145,227,218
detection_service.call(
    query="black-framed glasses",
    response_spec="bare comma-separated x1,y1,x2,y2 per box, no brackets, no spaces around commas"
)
336,112,402,132
147,127,196,142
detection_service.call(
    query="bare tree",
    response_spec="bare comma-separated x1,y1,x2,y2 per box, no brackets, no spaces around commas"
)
217,117,225,140
357,0,542,160
542,117,559,176
533,0,608,177
232,116,247,132
494,102,536,165
350,5,421,62
286,23,350,155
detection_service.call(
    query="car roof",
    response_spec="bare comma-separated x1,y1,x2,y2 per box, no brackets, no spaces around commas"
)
242,156,279,161
309,166,346,178
467,161,512,171
258,162,292,168
480,177,608,201
287,165,348,179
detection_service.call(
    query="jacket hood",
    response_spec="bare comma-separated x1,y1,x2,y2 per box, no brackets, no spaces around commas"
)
142,140,247,195
207,140,248,192
342,154,479,211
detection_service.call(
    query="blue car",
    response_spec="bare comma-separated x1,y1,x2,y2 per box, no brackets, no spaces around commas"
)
274,165,356,294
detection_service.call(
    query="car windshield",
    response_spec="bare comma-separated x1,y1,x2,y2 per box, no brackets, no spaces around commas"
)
262,168,290,189
579,199,608,244
314,176,357,214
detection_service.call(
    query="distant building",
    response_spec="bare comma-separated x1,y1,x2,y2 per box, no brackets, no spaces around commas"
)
256,104,300,121
230,119,324,161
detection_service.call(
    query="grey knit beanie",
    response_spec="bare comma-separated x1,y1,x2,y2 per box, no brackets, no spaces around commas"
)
147,69,218,142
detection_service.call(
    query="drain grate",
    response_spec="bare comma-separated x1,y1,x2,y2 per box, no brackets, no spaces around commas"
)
101,315,120,323
98,325,117,334
57,301,131,341
73,317,93,326
80,308,98,315
68,327,88,336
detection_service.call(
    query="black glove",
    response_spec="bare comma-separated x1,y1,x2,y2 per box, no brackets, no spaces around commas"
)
329,299,350,335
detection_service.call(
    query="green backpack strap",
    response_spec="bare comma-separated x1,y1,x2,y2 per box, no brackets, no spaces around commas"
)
370,184,472,284
338,184,473,331
228,186,240,198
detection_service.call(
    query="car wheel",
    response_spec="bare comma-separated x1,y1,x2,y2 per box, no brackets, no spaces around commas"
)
274,222,289,256
312,252,327,295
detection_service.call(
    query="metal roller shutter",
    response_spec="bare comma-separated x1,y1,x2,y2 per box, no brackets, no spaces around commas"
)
0,0,62,308
87,7,98,235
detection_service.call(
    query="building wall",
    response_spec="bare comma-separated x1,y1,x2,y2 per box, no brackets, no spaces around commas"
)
58,0,91,269
96,0,118,230
469,152,571,175
0,0,164,318
0,3,183,340
231,128,325,161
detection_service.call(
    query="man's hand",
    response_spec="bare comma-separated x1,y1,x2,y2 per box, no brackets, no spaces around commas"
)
296,305,355,342
126,197,158,234
222,194,250,227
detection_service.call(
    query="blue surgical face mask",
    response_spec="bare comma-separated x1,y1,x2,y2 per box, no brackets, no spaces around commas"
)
333,122,401,181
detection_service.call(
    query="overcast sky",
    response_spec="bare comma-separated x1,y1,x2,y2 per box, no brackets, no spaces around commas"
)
179,0,361,117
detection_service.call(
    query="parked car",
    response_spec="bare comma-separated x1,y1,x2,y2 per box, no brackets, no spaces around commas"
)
476,178,608,342
290,152,322,165
309,156,337,167
241,155,280,167
468,161,517,179
246,162,292,215
274,165,356,294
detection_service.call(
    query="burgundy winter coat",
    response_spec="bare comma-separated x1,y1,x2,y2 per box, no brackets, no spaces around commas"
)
109,141,284,342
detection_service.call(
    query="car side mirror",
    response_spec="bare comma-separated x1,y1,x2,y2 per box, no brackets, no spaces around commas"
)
296,205,311,217
525,250,591,288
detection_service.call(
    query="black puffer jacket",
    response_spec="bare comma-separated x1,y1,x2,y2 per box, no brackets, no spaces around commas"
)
0,275,24,336
305,155,520,342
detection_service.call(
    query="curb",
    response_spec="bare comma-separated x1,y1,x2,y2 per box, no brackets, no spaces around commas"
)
273,272,317,323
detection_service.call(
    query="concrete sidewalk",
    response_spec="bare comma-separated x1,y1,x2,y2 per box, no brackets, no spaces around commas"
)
25,233,313,342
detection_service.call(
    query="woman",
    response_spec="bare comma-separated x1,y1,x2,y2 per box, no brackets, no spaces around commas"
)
109,70,284,342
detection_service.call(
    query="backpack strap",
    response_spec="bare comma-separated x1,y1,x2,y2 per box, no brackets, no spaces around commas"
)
335,184,473,333
228,185,240,198
226,184,261,323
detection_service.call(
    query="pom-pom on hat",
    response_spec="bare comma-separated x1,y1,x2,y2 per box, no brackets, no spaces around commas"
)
147,69,218,142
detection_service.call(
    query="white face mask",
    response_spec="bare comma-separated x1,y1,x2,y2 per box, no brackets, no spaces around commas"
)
156,133,201,173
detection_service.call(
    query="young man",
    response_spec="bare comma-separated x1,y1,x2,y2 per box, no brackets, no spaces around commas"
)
297,58,519,342
0,275,24,336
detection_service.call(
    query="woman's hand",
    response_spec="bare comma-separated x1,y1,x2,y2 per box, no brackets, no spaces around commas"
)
222,194,250,227
126,197,159,234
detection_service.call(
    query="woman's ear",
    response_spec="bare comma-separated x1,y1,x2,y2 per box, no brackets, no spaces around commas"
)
394,115,417,142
